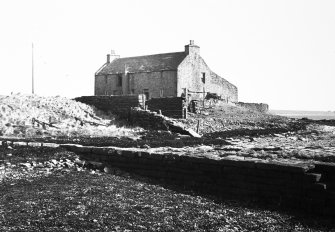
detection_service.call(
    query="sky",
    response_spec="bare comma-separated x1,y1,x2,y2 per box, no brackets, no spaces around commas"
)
0,0,334,111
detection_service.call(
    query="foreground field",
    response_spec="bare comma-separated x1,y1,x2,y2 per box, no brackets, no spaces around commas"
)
1,147,334,231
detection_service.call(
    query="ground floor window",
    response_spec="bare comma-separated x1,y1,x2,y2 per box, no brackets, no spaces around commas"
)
143,89,149,100
160,89,164,97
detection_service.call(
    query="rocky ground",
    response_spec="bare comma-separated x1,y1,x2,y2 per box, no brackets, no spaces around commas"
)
1,95,335,230
179,102,306,135
1,146,334,231
1,95,334,165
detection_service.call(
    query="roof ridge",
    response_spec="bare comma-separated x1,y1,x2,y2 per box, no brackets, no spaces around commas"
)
96,51,187,75
117,51,185,60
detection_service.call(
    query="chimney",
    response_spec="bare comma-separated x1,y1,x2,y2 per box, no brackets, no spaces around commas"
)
106,50,120,64
107,50,120,64
185,40,200,56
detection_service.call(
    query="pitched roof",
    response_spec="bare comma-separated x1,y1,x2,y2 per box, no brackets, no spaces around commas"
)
96,52,187,75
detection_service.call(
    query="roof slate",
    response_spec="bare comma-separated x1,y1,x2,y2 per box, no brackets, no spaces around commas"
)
96,52,187,75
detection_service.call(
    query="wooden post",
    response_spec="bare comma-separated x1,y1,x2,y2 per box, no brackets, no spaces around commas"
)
32,43,34,94
203,87,205,108
196,119,200,133
158,110,162,115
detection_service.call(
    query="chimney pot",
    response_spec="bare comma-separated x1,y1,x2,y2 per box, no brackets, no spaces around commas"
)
111,50,115,55
107,54,110,63
190,40,194,45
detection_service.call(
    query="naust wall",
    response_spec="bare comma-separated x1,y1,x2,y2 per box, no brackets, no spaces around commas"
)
63,144,335,217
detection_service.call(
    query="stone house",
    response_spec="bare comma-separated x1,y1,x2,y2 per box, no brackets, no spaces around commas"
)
95,41,238,102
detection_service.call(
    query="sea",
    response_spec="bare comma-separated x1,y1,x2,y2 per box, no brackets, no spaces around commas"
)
269,110,335,120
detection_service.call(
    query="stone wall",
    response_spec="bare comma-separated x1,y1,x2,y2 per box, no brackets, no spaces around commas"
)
236,102,269,113
3,138,335,217
209,72,238,103
129,108,200,137
130,71,177,98
95,71,177,98
74,95,145,116
74,96,198,135
177,53,238,103
147,97,186,118
62,144,335,217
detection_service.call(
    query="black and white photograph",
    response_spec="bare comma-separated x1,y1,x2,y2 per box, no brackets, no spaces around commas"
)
1,0,335,231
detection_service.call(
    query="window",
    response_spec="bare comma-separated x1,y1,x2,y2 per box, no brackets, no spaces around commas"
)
117,74,122,87
202,72,206,84
143,89,149,100
131,89,135,94
160,89,164,97
104,76,108,95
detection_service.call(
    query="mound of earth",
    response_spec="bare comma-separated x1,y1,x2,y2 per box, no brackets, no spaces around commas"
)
0,93,142,139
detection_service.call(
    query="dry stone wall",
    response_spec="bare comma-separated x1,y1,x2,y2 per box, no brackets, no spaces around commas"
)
62,144,335,217
147,97,186,118
74,95,145,117
236,102,269,113
2,139,335,217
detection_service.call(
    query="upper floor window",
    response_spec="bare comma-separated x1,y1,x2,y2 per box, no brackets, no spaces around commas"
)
202,72,206,84
117,74,122,87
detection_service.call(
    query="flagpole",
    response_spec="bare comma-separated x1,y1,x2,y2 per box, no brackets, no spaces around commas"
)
32,42,34,94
